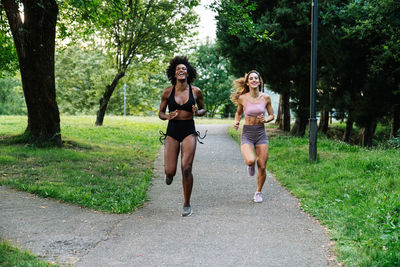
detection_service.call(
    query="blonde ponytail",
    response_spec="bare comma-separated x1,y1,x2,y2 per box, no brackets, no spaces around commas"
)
230,70,264,105
230,77,248,105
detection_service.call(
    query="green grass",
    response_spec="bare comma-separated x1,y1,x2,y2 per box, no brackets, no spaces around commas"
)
0,115,167,214
0,115,231,213
0,241,58,267
230,126,400,266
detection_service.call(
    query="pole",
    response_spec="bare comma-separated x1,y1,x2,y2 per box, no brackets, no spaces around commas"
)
309,0,318,162
123,82,127,116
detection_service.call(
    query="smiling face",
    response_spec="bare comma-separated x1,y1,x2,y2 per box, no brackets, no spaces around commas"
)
246,72,260,90
175,64,188,81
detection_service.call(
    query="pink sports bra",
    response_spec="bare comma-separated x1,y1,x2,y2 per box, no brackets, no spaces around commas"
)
244,99,265,117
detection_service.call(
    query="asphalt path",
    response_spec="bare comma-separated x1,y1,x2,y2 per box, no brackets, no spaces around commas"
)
0,124,338,266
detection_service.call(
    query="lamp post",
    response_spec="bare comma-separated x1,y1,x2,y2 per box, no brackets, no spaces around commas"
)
309,0,318,162
123,82,127,116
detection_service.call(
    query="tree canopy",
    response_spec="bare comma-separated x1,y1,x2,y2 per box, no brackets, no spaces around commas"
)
214,0,400,145
192,42,234,117
60,0,200,125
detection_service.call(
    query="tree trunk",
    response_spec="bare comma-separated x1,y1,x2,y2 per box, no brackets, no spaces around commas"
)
282,90,290,132
390,104,400,139
343,115,353,143
2,0,61,146
275,94,282,126
360,121,377,147
318,108,329,134
291,115,308,136
96,71,125,126
291,80,308,136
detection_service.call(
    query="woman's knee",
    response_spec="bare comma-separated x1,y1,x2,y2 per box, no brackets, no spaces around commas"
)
257,160,266,171
244,158,256,166
165,168,176,178
181,164,193,177
258,165,266,173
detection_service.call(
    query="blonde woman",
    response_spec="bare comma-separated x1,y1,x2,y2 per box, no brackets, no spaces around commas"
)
232,70,274,203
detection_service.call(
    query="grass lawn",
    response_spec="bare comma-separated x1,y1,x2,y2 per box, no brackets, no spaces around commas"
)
0,115,231,213
0,241,58,267
230,126,400,266
0,115,168,213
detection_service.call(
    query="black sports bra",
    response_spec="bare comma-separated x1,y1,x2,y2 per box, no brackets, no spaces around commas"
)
167,85,195,113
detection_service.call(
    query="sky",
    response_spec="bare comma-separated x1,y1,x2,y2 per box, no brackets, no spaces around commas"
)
194,0,217,42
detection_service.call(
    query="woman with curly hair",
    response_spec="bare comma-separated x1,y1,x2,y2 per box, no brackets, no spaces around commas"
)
158,56,206,217
231,70,274,203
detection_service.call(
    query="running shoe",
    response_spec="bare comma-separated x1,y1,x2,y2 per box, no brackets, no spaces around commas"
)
182,205,192,217
247,165,255,176
253,192,263,203
165,176,173,185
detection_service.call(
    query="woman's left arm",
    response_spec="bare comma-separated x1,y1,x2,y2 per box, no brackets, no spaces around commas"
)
192,87,206,117
264,95,274,123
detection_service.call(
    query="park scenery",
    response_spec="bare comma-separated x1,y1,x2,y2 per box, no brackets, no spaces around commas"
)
1,0,399,266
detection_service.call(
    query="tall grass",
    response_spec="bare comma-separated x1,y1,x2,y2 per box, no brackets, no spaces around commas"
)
229,127,400,266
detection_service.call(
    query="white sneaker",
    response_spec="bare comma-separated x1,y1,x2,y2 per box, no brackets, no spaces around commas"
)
253,192,263,203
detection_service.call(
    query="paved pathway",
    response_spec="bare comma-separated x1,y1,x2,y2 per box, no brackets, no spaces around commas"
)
0,124,338,266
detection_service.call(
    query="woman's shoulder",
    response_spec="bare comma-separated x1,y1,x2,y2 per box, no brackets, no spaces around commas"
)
237,93,248,104
239,92,250,99
161,86,174,98
261,92,271,99
191,85,201,92
164,85,174,91
191,85,203,97
261,92,272,103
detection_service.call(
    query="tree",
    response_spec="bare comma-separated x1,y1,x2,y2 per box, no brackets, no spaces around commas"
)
55,45,169,115
359,0,400,144
0,22,18,77
0,76,25,114
214,1,289,126
214,0,311,135
55,46,115,114
1,0,61,146
65,0,200,125
107,57,169,116
193,42,234,117
325,0,400,146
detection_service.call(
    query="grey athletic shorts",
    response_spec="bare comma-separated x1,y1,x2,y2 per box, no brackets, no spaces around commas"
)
241,124,269,146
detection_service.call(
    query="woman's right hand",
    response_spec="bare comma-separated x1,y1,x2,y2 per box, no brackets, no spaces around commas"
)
168,110,178,120
234,120,240,130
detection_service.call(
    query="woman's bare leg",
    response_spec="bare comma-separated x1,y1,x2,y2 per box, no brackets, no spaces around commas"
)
180,134,197,207
255,144,269,192
241,143,256,167
164,136,180,184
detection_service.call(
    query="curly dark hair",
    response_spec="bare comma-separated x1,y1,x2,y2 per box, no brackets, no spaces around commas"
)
166,56,197,85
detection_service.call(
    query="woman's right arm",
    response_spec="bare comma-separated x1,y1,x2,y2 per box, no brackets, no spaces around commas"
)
234,96,244,130
159,87,177,120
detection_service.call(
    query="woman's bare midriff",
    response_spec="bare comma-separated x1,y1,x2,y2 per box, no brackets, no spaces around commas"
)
244,116,263,125
173,110,194,120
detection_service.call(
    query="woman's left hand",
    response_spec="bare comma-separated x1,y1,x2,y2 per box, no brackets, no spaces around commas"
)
257,114,266,123
192,105,198,116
